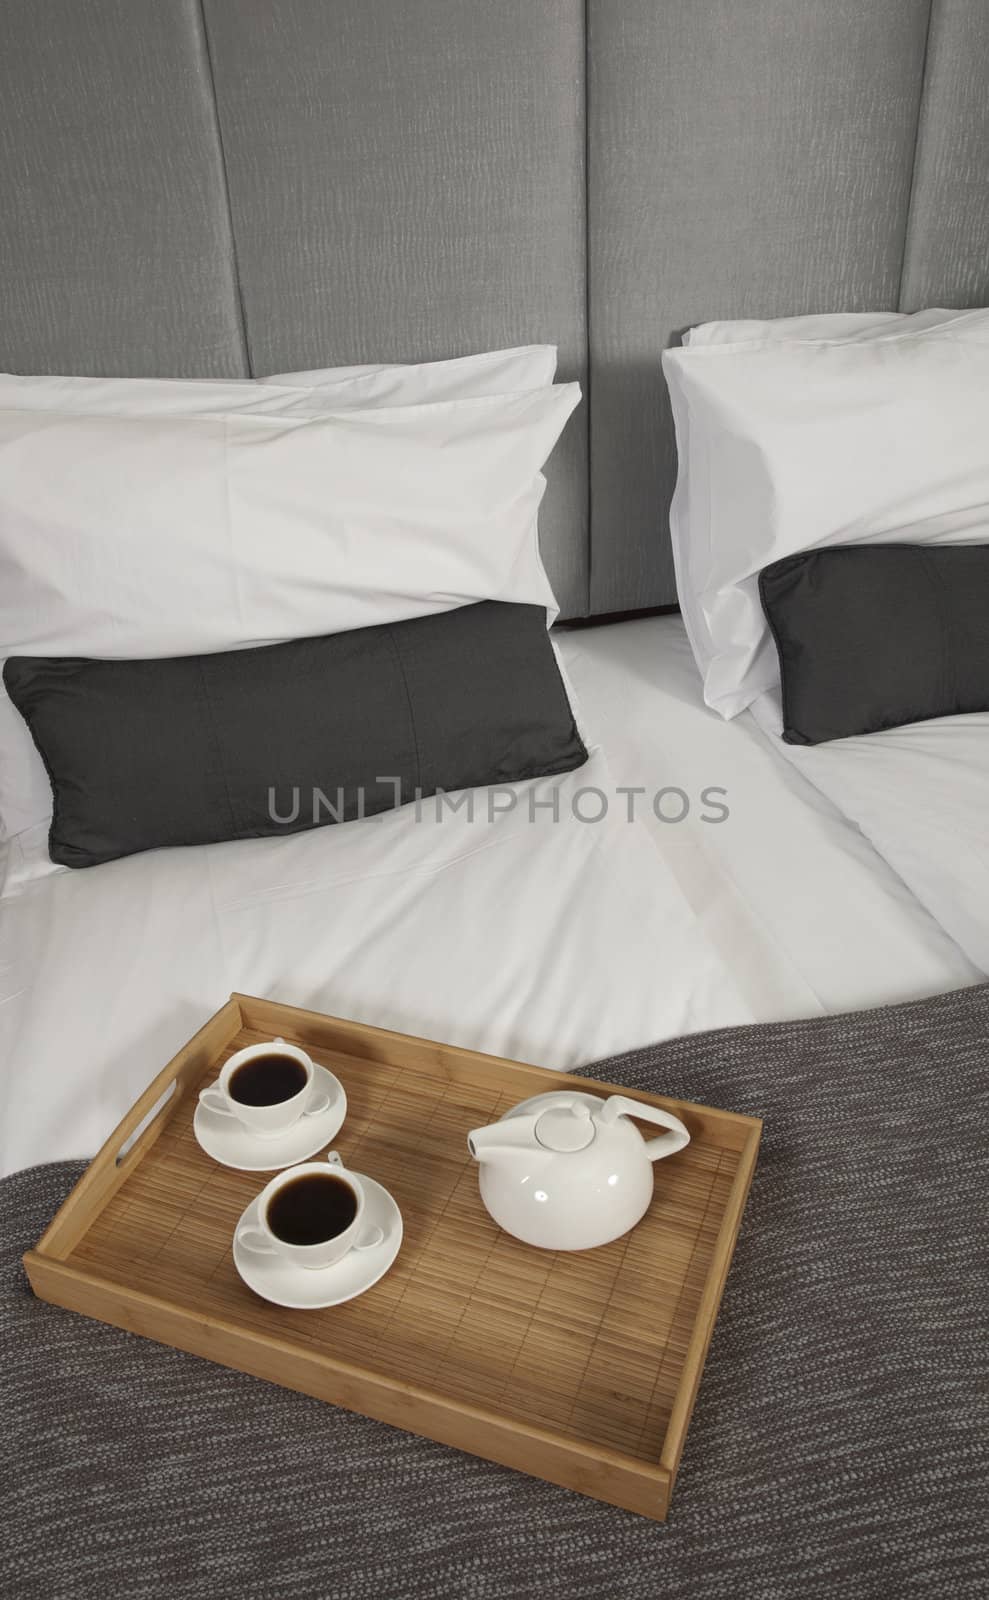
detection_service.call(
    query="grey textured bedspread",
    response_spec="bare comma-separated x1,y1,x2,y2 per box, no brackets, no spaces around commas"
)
3,984,987,1600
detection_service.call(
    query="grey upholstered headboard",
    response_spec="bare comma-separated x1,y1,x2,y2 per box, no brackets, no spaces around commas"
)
3,1,989,618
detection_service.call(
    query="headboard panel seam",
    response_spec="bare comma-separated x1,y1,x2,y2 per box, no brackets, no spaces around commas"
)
194,0,252,375
897,0,938,309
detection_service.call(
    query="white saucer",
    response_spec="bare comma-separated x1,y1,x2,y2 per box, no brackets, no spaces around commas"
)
193,1063,347,1171
233,1175,403,1308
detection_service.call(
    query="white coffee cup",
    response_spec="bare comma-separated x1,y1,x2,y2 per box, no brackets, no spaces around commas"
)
198,1037,331,1139
236,1152,384,1270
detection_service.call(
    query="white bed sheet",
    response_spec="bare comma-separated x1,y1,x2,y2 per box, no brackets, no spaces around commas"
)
749,690,989,976
558,618,980,1016
0,618,978,1177
0,747,760,1176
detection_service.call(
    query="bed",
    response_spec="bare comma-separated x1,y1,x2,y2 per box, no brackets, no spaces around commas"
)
2,3,988,1596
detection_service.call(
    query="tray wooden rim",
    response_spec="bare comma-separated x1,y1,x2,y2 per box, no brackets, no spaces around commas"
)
25,993,761,1521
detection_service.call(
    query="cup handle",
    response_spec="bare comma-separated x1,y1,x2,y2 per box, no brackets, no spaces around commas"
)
236,1225,277,1255
325,1150,343,1168
199,1087,235,1117
304,1088,332,1117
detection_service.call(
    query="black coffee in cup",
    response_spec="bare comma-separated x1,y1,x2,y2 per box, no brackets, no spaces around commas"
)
228,1053,308,1107
267,1173,358,1246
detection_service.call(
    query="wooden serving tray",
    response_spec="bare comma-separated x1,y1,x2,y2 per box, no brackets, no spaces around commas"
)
25,994,760,1521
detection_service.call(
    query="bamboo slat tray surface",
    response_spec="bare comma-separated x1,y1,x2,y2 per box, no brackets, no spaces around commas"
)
25,994,760,1521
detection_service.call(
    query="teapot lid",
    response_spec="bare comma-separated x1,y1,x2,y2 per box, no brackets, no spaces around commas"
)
534,1098,595,1153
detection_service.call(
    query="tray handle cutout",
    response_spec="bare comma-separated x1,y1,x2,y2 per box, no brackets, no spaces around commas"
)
29,998,245,1263
115,1080,178,1166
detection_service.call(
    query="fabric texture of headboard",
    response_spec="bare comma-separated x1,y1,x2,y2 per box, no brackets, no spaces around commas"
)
3,0,988,618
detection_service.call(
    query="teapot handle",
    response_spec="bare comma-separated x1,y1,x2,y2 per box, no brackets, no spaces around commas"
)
600,1095,690,1162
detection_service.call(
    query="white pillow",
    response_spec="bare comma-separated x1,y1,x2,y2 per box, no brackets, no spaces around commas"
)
0,379,579,846
682,312,902,348
0,344,558,417
0,348,556,850
663,307,989,717
261,345,557,396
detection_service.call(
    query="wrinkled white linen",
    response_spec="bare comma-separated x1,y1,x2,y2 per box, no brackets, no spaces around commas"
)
751,689,989,977
1,617,977,1177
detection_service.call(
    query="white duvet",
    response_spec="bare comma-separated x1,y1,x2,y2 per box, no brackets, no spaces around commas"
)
0,748,758,1177
751,694,989,975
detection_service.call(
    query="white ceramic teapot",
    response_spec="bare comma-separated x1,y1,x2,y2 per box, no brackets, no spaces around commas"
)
467,1090,690,1250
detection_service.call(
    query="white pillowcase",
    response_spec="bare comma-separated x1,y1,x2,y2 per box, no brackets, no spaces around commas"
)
0,364,577,848
663,307,989,718
0,344,558,418
681,312,902,348
262,346,558,396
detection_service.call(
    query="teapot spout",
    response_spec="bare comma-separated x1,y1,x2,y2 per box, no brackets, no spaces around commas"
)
467,1117,537,1164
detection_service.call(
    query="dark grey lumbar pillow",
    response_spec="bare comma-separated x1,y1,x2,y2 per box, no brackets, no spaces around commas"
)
4,601,587,868
759,544,989,744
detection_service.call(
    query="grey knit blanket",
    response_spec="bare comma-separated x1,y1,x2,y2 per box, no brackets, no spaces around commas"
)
3,984,988,1600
